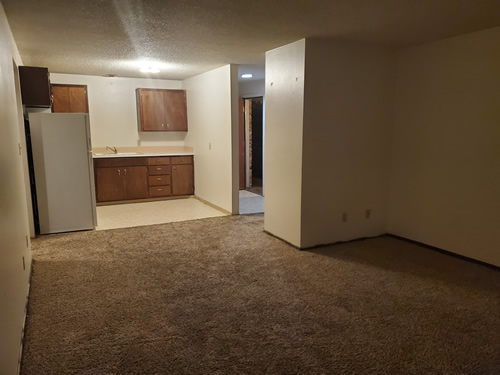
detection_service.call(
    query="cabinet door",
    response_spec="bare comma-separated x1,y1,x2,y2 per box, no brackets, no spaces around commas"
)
164,90,188,131
96,168,125,202
19,66,52,107
68,86,88,112
172,164,194,196
138,89,165,131
51,85,71,112
123,166,149,199
52,84,89,113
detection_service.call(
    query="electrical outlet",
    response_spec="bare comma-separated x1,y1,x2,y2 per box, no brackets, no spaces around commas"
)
342,212,347,222
366,209,371,219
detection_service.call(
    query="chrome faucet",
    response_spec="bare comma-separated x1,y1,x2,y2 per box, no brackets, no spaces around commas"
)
106,146,118,154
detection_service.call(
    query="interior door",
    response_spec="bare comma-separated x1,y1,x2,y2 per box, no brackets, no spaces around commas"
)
172,164,194,195
139,89,165,131
96,168,125,202
164,90,187,131
123,166,148,199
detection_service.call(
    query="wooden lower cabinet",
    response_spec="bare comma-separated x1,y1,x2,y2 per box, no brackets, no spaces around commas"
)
95,166,148,202
172,164,194,195
96,168,125,202
123,167,149,199
94,155,193,203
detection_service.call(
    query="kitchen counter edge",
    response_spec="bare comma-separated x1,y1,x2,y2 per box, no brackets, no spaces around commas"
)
93,152,194,159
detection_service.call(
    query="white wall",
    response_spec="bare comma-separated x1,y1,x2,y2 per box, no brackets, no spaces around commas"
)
301,40,394,247
183,65,238,213
238,79,265,98
0,5,32,374
264,39,306,247
50,73,184,148
389,27,500,266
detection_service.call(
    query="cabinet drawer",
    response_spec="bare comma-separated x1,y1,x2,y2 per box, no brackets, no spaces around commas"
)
148,165,171,175
149,186,171,197
147,157,171,166
171,156,193,165
149,175,171,186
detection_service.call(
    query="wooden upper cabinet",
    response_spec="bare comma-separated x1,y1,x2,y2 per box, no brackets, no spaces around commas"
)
164,90,188,131
137,88,165,131
136,88,188,132
19,66,52,107
51,84,89,113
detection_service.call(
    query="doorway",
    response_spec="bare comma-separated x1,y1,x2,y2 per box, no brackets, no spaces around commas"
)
239,96,264,214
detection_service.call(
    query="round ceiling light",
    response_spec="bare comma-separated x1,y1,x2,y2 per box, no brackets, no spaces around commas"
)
140,66,160,73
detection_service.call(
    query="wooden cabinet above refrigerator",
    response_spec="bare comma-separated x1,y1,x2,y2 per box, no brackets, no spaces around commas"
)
19,66,52,108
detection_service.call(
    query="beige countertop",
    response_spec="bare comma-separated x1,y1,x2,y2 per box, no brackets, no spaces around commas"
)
92,146,194,158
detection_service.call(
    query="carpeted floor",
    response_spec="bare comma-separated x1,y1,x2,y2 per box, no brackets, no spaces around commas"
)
22,215,500,374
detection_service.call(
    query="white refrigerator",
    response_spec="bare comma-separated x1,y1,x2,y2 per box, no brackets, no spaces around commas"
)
29,113,97,234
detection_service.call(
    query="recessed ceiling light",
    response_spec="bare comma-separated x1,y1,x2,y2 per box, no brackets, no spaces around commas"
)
241,73,253,79
140,66,160,73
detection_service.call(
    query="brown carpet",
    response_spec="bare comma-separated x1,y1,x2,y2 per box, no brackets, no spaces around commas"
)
22,215,500,374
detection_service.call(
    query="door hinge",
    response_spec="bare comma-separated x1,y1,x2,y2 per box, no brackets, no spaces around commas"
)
18,143,22,155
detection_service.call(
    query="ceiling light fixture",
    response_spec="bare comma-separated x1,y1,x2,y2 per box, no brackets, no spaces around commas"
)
140,66,160,73
241,73,253,78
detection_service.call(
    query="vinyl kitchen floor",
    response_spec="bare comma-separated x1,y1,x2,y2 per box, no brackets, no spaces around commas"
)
239,190,264,215
96,198,227,231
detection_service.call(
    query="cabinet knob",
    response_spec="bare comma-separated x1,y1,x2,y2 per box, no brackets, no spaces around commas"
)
124,169,127,175
118,169,120,175
161,123,164,127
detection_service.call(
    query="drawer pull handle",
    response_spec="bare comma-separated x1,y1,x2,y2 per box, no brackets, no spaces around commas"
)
156,167,162,170
157,188,163,191
157,178,162,181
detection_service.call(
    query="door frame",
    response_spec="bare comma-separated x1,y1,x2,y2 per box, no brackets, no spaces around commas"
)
239,96,264,191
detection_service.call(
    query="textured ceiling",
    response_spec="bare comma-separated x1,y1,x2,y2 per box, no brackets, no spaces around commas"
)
3,0,500,80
